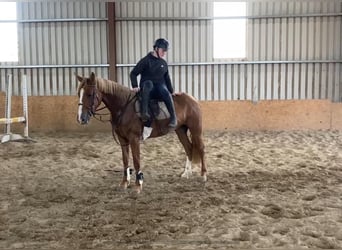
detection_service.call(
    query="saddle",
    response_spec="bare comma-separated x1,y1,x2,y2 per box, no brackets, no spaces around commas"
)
135,98,170,120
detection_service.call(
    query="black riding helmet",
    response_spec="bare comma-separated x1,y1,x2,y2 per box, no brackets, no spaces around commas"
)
153,38,169,51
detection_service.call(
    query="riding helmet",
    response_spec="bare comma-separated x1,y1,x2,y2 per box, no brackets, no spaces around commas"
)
153,38,169,51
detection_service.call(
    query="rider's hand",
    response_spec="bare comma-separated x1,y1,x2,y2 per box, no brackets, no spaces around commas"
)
172,92,183,96
131,87,140,93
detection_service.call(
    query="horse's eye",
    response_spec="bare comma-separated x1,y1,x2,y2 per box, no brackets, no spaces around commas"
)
87,94,92,97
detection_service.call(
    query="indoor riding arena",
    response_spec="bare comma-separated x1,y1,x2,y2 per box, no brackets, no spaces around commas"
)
0,1,342,250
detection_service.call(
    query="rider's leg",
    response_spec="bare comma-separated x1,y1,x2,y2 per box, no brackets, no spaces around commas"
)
153,84,177,128
164,94,177,128
140,80,153,122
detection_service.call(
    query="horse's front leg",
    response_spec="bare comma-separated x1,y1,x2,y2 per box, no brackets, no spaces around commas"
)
130,138,142,193
120,143,131,189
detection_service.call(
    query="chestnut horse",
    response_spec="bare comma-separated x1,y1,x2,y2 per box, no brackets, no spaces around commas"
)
76,72,207,193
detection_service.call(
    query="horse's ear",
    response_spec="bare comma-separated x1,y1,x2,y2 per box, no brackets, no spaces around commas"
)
90,72,96,83
76,75,83,82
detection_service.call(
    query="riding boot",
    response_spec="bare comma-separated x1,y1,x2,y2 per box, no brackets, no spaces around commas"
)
140,88,151,122
164,95,177,128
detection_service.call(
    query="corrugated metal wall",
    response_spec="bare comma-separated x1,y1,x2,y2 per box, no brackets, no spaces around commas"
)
115,1,214,99
0,0,341,102
0,1,108,96
246,0,342,101
115,0,342,102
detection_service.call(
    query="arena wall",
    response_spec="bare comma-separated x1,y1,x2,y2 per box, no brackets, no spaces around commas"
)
1,94,341,133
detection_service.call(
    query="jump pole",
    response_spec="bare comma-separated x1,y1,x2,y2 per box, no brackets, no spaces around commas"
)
0,74,30,143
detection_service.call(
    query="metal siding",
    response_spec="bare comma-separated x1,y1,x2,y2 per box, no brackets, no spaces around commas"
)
0,1,108,96
0,0,341,102
244,0,342,101
115,1,213,96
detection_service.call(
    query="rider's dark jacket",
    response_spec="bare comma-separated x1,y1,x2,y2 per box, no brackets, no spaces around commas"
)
130,52,174,94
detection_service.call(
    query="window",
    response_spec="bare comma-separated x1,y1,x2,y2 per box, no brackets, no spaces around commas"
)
0,2,18,62
213,1,246,59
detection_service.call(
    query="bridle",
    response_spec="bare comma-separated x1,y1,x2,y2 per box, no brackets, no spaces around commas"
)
80,82,137,120
79,83,101,118
91,84,101,116
79,82,139,146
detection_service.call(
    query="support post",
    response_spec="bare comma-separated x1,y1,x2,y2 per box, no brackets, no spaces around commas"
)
107,2,117,81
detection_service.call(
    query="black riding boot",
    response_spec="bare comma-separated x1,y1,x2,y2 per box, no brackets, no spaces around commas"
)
141,89,151,122
164,95,177,128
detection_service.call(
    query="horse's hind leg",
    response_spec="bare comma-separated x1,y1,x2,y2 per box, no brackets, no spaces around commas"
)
175,127,193,178
191,134,207,182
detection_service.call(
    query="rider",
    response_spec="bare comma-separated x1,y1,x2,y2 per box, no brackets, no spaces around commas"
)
130,38,177,128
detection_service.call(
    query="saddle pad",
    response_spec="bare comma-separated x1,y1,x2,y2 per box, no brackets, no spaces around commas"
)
135,100,170,120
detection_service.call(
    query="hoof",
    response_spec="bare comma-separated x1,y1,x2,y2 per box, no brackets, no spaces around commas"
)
180,170,192,179
120,180,129,189
135,184,143,194
202,173,207,182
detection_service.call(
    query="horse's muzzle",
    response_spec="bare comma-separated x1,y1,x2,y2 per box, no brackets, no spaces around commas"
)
78,112,91,125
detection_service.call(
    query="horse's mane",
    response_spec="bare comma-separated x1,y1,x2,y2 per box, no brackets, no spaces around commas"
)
95,77,131,98
77,76,131,100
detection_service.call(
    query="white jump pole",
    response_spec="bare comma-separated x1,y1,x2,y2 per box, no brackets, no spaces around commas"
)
22,75,29,138
0,74,30,143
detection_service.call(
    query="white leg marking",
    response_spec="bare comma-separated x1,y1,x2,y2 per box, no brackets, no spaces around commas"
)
138,171,144,185
126,168,131,185
181,157,192,179
77,88,84,123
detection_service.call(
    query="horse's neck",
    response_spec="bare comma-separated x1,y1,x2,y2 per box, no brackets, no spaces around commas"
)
101,91,132,115
95,78,134,119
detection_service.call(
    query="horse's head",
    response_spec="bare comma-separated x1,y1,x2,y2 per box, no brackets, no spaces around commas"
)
76,72,102,125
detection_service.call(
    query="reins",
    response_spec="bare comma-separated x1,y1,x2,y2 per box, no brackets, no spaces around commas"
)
111,93,138,146
111,92,137,126
82,80,139,146
92,105,111,123
91,89,137,124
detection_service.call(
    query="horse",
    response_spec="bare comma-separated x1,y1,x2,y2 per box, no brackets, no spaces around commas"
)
76,72,207,193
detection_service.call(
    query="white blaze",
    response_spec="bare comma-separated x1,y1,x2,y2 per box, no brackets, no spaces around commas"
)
77,88,84,123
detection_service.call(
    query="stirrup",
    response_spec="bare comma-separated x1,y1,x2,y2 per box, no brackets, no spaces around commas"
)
168,119,177,128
